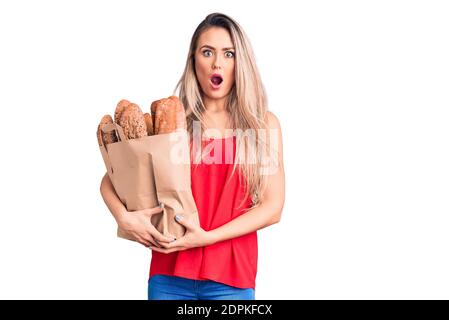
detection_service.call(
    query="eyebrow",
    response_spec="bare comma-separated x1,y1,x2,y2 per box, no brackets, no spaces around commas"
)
199,45,235,51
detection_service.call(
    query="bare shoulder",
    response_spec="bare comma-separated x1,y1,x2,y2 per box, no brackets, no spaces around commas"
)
265,111,281,130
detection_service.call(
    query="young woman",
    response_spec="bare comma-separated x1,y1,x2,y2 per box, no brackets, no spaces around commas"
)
100,12,285,300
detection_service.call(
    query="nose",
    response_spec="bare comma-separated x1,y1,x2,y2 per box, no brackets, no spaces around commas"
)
212,55,222,69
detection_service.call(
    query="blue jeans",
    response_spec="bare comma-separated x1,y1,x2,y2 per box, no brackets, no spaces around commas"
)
148,275,255,300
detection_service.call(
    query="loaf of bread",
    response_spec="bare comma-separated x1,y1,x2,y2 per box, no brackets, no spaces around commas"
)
98,96,187,145
97,114,118,146
171,96,187,130
117,103,147,140
150,96,185,134
114,99,130,124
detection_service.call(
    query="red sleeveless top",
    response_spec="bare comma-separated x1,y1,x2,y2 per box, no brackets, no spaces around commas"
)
149,135,258,289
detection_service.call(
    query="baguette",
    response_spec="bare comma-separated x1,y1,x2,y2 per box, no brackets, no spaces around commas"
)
96,114,117,146
144,113,154,136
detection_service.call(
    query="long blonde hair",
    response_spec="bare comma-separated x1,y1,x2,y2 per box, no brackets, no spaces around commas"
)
174,12,270,208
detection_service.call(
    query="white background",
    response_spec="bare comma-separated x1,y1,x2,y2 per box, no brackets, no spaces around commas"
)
0,0,448,299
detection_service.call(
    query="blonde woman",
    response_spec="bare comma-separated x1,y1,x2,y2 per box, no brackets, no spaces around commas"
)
100,12,285,300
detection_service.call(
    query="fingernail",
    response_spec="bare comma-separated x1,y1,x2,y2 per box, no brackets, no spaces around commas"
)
159,202,165,209
175,215,182,221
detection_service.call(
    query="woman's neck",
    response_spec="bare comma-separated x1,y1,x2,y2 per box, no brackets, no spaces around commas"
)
203,96,227,113
200,100,232,139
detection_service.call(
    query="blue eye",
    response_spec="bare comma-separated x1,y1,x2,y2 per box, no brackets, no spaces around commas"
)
225,51,234,58
202,50,212,57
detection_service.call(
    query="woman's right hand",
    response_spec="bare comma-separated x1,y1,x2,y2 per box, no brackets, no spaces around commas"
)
117,205,176,248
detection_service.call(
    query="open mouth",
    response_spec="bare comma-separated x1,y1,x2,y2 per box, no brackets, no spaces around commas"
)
210,74,223,86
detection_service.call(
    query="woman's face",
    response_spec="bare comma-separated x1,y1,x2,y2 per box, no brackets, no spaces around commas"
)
194,27,235,100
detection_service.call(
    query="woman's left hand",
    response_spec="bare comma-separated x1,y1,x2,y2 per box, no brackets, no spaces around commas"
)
150,214,216,254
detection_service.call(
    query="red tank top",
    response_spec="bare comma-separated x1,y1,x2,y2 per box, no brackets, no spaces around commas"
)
149,135,258,289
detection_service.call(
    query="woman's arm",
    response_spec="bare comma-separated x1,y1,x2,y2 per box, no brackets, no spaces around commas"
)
100,173,175,247
153,111,285,253
100,173,127,224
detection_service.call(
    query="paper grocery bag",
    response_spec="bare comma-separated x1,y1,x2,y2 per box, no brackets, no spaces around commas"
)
99,122,198,240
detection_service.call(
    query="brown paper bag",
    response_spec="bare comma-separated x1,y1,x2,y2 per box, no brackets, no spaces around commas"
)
99,122,198,240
